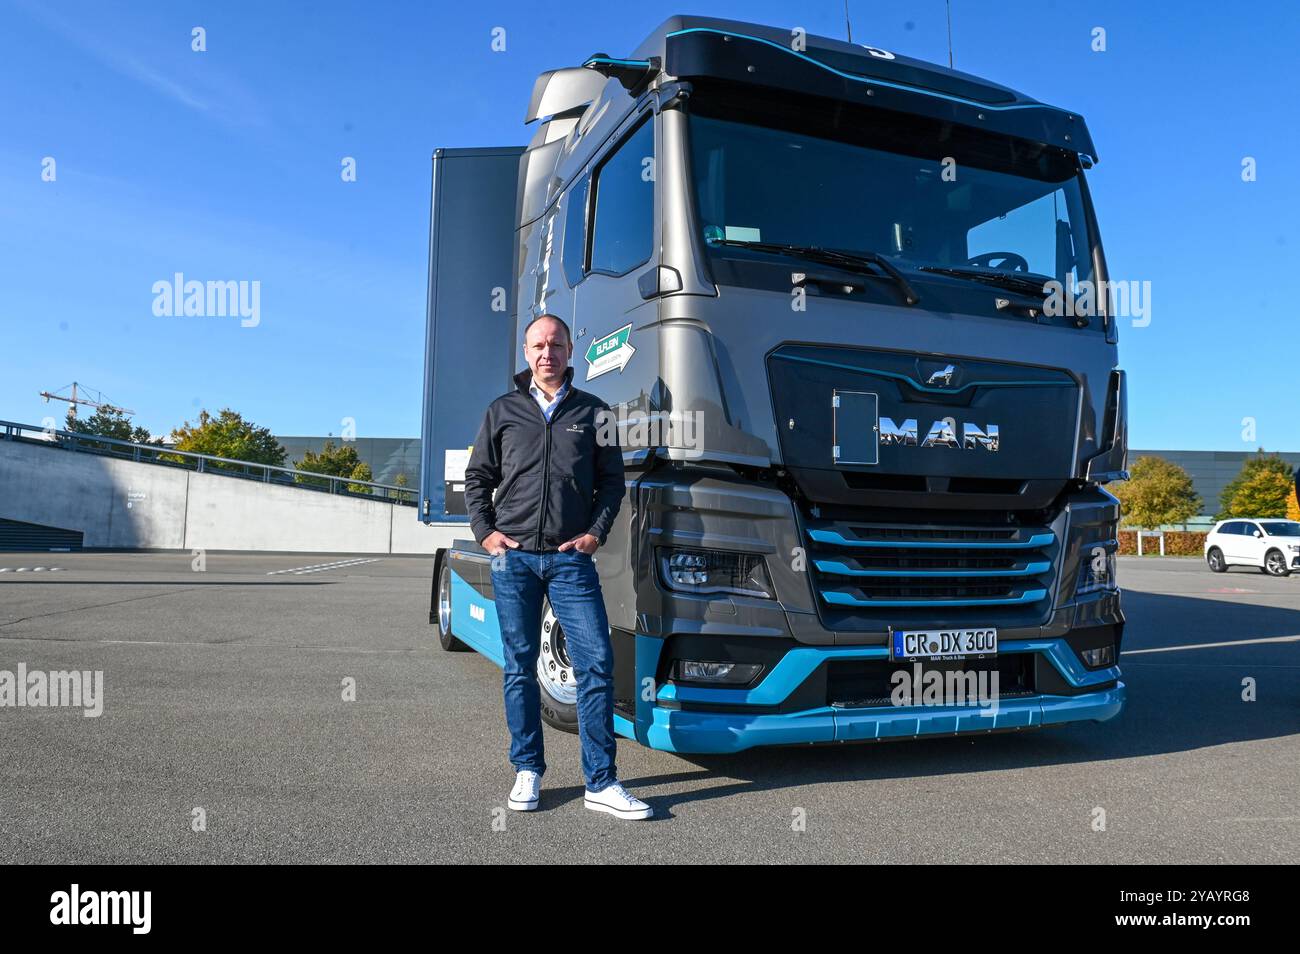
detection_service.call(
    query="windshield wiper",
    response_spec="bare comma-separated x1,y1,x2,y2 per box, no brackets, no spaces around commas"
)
917,265,1056,300
709,239,921,306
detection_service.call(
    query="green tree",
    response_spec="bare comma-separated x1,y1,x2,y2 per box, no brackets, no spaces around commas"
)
1227,467,1293,518
1218,450,1295,519
390,470,411,502
294,440,361,477
1112,456,1201,529
171,409,287,469
346,461,374,495
64,406,153,444
293,440,369,491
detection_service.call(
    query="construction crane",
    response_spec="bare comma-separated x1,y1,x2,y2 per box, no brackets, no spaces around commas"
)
38,382,135,420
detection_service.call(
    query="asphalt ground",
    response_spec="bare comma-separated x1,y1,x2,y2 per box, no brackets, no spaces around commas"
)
1,551,1296,863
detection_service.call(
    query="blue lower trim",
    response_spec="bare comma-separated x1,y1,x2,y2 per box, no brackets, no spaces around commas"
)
809,528,1054,549
658,638,1120,706
642,635,1124,753
1013,638,1123,690
449,568,504,665
814,559,1051,578
645,684,1125,754
632,634,665,747
614,713,636,739
584,56,652,69
822,587,1047,607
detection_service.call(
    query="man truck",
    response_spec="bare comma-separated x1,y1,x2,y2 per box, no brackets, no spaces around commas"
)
419,15,1128,754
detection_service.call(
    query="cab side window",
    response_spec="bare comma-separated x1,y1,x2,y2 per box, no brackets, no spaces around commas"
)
588,116,654,276
562,175,589,286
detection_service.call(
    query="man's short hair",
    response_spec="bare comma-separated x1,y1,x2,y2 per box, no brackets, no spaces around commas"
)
524,313,572,345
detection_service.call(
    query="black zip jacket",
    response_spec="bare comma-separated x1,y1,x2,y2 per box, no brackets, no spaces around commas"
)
464,366,624,549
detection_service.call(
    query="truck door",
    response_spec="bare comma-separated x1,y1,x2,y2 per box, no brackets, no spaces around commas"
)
569,108,659,417
564,108,660,636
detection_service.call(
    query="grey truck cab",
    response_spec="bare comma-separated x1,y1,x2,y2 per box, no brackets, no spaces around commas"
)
421,15,1128,753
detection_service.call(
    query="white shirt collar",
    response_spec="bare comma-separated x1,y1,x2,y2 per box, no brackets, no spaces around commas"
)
529,377,568,402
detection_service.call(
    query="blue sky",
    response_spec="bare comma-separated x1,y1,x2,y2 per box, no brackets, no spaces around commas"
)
1,0,1296,452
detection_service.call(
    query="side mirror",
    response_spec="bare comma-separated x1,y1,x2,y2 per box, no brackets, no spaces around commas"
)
1254,530,1263,538
637,265,683,300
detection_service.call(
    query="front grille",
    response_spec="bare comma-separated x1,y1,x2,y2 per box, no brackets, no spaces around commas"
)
802,513,1058,629
827,654,1037,708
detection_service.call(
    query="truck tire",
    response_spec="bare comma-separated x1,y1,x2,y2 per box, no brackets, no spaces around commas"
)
1264,549,1291,577
436,558,471,652
537,598,580,734
1206,547,1226,573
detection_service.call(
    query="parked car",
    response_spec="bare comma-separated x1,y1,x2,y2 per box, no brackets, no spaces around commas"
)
1204,519,1300,576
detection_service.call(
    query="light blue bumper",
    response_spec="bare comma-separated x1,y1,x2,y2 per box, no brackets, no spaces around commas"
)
625,635,1125,754
634,682,1125,754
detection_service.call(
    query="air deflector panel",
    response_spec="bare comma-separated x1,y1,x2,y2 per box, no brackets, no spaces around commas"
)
767,344,1079,508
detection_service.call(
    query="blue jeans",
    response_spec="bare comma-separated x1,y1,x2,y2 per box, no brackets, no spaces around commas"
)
489,548,618,793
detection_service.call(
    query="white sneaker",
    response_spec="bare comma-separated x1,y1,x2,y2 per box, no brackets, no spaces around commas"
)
584,780,653,820
508,770,540,811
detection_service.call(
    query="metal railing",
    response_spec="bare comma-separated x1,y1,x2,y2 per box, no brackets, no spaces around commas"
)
1,419,416,506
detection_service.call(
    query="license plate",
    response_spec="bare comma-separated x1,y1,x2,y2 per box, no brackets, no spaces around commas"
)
890,627,998,660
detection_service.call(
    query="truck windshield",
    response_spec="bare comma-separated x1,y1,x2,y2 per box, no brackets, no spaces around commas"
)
688,90,1096,294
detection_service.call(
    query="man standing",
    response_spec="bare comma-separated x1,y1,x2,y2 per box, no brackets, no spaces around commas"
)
463,314,652,820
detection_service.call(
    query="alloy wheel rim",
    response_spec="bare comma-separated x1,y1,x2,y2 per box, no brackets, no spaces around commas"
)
537,606,577,705
438,567,452,633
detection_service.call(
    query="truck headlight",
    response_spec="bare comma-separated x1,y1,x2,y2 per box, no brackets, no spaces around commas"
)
657,547,773,599
1076,542,1118,595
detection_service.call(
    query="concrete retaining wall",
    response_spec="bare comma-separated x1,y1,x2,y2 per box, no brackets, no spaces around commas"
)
0,439,466,553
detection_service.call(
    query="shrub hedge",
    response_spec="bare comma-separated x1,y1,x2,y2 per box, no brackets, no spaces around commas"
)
1118,530,1207,556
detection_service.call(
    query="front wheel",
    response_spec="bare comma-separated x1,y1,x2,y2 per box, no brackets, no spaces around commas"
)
537,598,580,733
1206,547,1227,573
436,559,471,651
1264,549,1291,577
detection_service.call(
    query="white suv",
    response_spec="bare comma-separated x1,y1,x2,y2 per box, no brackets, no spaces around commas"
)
1205,519,1300,576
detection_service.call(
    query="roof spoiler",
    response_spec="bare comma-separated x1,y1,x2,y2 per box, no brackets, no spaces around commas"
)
524,67,608,124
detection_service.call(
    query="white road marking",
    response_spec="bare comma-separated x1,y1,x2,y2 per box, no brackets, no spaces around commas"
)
1223,817,1300,823
293,558,380,575
1123,633,1300,655
0,567,63,573
266,558,380,576
82,639,417,654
